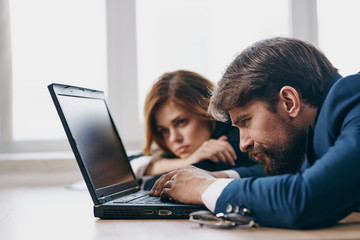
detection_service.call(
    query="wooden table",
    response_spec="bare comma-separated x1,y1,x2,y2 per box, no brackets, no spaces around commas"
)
1,185,360,240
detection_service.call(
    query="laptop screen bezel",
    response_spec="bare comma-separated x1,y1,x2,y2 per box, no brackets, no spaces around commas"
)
48,83,140,205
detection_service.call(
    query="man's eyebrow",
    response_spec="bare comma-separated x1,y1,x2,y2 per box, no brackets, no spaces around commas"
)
232,114,250,126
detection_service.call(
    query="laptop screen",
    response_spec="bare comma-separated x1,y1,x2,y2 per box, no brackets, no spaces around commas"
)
58,94,136,190
59,96,134,189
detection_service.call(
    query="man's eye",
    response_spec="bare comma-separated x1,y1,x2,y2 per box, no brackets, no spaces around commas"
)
241,119,250,127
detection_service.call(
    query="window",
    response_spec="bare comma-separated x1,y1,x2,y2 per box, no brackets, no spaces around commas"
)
317,0,360,76
136,0,290,117
9,0,107,141
2,0,358,158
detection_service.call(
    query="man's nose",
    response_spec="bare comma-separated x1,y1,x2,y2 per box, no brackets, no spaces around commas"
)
239,130,253,152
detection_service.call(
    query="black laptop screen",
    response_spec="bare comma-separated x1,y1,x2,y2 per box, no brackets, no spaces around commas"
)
58,95,135,190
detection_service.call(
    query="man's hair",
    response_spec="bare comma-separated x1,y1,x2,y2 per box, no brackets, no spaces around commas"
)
209,37,338,121
143,70,215,155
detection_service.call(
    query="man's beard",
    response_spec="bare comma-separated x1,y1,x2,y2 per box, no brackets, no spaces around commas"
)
249,120,307,176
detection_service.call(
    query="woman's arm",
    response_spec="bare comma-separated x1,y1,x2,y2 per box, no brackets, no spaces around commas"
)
145,135,237,176
144,157,194,176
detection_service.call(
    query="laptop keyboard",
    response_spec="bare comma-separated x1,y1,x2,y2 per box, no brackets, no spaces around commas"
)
114,191,164,204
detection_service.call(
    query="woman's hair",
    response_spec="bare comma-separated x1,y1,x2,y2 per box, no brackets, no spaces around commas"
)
143,70,215,155
209,37,338,122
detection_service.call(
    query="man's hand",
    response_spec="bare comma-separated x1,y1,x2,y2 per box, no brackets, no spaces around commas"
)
149,166,217,204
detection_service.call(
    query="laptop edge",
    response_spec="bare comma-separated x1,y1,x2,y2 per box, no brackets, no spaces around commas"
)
48,83,206,219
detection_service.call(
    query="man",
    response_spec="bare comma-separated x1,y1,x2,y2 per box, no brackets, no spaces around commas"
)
149,37,360,229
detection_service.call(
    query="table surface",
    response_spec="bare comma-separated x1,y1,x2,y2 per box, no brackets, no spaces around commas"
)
1,185,360,240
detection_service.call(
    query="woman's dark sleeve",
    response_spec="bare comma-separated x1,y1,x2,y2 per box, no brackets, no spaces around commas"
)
211,121,257,170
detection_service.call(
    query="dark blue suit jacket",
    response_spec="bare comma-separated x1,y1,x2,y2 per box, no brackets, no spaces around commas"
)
215,73,360,229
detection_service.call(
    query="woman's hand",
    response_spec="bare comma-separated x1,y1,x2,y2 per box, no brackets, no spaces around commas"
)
186,135,237,166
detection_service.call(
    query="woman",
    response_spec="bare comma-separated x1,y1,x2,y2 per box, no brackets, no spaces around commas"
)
136,70,255,177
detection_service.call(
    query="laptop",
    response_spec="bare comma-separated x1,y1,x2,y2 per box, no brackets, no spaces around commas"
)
48,83,206,219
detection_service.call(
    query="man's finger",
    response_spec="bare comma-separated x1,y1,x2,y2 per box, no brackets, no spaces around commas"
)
163,179,173,188
150,175,167,196
160,188,171,201
150,171,177,196
149,175,162,196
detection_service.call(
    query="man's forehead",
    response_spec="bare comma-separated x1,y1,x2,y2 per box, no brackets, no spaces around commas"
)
228,100,268,123
229,100,264,114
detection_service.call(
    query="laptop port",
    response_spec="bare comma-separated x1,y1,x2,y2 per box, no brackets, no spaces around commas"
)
158,210,172,216
174,210,182,215
144,210,154,215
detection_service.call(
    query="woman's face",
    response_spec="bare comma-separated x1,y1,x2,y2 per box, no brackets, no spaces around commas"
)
154,101,212,159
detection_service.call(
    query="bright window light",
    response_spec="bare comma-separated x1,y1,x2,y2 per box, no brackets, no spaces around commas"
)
136,0,289,118
318,0,360,76
9,0,107,141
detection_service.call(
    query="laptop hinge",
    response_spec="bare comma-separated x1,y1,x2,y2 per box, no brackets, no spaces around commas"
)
99,186,140,204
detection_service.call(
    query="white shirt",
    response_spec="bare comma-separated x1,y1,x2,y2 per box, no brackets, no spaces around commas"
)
201,170,240,212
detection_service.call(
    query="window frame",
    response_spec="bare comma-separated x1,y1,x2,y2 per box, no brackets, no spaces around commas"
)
0,0,317,157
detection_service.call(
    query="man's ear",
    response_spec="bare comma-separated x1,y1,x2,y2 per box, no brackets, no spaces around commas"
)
278,86,301,118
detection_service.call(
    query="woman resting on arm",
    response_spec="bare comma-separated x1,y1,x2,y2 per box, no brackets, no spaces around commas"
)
136,70,255,177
